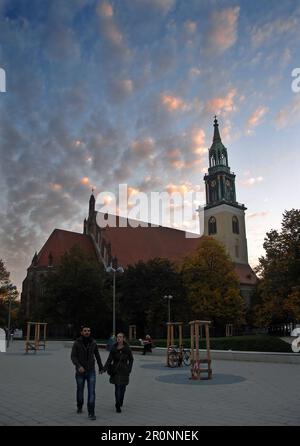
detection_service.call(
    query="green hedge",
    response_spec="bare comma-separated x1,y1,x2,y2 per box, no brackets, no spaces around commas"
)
150,335,292,353
98,335,292,352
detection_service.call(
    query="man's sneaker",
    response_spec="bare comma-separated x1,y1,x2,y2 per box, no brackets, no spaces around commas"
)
77,407,83,414
88,413,96,420
116,404,121,413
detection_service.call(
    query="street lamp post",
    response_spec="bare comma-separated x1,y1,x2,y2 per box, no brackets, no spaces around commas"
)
163,295,173,323
106,265,124,337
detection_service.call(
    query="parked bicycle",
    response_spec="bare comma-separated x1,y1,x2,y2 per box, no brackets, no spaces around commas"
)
167,346,191,367
182,348,191,366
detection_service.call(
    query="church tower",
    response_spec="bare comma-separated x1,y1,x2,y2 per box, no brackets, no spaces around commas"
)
204,117,249,265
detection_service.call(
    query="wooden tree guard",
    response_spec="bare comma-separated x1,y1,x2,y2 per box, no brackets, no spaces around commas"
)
189,320,212,380
25,322,47,354
129,325,136,341
226,323,233,337
166,322,183,367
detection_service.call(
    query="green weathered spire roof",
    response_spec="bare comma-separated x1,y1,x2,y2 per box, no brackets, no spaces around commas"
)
213,115,221,142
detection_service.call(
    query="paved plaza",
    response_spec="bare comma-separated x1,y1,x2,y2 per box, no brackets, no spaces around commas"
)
0,341,299,426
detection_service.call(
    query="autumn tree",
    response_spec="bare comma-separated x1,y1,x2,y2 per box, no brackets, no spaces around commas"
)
181,236,245,330
254,209,300,326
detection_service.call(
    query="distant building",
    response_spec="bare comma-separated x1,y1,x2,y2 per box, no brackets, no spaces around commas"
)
21,119,256,319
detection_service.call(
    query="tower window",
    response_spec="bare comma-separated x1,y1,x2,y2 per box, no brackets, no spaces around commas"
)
208,216,217,235
232,216,239,234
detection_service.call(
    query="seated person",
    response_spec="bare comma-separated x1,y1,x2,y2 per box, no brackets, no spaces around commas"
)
141,334,153,355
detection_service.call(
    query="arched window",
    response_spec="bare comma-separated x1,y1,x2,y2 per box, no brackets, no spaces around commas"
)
210,151,217,167
208,216,217,235
232,216,239,234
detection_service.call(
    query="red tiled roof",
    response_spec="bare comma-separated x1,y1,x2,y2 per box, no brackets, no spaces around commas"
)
35,229,97,267
102,215,257,286
103,221,201,266
34,219,257,287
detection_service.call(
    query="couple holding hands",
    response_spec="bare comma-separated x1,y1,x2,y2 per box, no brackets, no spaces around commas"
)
71,326,133,420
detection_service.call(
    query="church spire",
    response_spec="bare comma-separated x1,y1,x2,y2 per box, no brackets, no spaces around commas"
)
209,116,229,170
213,115,221,142
89,190,95,217
204,117,240,208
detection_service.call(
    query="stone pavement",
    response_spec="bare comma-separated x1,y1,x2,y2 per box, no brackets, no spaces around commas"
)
0,341,299,426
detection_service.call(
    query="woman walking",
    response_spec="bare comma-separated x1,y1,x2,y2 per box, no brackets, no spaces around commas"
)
104,332,134,413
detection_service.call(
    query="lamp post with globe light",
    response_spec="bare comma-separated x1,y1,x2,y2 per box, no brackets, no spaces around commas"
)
106,265,124,337
163,295,173,323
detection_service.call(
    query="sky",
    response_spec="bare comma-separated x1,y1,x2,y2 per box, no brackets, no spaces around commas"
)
0,0,299,291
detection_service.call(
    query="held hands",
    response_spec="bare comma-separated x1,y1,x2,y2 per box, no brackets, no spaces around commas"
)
78,366,85,373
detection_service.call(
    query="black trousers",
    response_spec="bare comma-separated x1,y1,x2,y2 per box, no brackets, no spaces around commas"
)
115,384,126,406
143,343,152,354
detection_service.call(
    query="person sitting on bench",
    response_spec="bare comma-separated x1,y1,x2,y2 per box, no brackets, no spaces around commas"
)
141,335,153,355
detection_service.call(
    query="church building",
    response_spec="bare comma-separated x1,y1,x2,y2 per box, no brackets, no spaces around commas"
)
21,119,256,319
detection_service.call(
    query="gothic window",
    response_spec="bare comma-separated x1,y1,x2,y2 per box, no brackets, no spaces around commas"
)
208,216,217,235
221,150,227,166
232,216,239,234
210,152,217,167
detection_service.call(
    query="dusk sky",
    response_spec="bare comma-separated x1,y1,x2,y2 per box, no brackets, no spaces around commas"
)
0,0,299,291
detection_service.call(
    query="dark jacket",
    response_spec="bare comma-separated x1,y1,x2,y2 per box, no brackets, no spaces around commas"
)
104,343,134,385
71,336,103,372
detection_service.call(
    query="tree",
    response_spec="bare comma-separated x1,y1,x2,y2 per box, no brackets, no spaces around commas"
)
181,236,245,330
0,259,19,328
118,258,188,338
40,246,110,337
254,209,300,326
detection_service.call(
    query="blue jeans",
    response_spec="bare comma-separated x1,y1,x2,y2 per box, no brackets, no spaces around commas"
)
115,384,126,407
75,370,96,414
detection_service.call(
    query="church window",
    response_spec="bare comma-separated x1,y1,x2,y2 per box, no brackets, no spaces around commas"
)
232,216,239,234
208,216,217,235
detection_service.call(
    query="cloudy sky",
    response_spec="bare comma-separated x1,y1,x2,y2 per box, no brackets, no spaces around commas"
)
0,0,299,290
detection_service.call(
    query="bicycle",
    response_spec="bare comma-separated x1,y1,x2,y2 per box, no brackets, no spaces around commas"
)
182,348,191,366
167,346,191,367
167,346,179,367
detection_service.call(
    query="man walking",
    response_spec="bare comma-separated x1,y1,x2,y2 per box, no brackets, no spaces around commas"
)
71,326,103,420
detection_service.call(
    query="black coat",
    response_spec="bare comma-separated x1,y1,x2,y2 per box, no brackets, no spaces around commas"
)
105,343,134,385
71,336,103,372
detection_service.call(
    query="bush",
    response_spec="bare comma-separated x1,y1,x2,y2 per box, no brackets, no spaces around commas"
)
150,335,292,352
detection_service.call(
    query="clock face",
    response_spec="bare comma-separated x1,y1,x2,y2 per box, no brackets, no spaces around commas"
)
211,180,216,187
225,179,230,187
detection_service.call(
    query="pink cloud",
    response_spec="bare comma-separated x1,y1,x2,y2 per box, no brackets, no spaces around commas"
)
209,7,240,52
275,96,300,128
205,89,237,115
97,1,114,18
131,137,155,157
246,106,268,133
251,18,298,47
161,93,191,112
